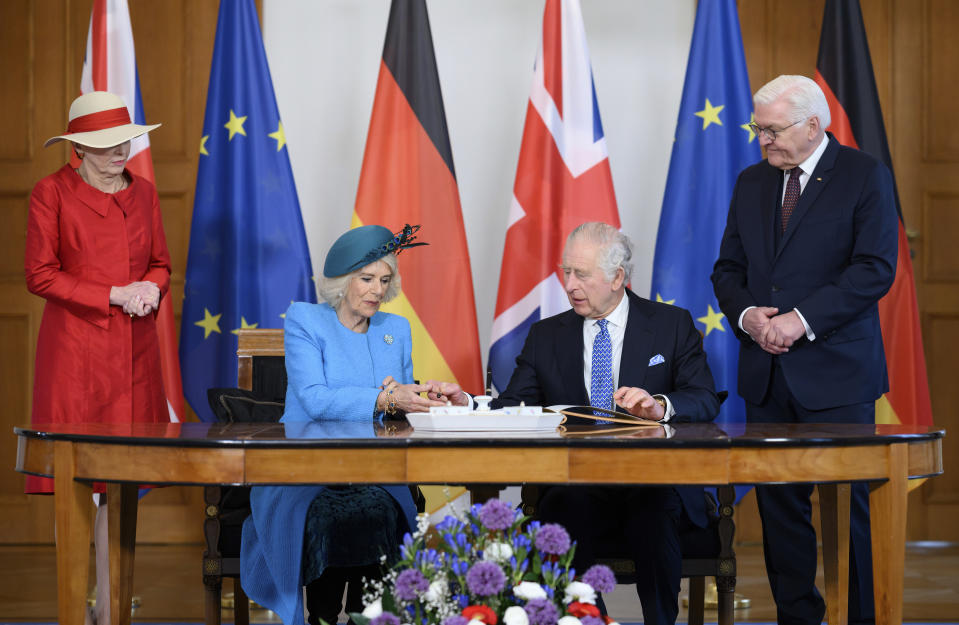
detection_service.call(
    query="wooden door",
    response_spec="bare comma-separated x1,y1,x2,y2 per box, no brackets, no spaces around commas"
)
0,0,219,544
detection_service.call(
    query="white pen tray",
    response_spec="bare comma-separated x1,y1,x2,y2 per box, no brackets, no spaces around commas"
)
405,411,564,432
409,428,564,439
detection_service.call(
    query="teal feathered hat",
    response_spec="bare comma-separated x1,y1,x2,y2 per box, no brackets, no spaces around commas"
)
323,224,427,277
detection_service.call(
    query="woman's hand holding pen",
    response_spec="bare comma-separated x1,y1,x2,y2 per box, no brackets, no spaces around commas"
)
423,380,470,406
376,376,445,414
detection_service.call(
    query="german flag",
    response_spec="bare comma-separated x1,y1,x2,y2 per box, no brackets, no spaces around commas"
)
353,0,483,394
815,0,932,426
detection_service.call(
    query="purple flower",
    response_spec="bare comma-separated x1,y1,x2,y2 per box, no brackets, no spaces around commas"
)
465,560,507,597
581,617,605,625
394,568,429,601
534,523,571,555
370,613,401,625
442,617,469,625
582,564,616,594
478,498,516,530
524,598,560,625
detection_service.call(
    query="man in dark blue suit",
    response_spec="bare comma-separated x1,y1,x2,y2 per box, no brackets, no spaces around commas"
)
711,75,898,625
496,222,720,625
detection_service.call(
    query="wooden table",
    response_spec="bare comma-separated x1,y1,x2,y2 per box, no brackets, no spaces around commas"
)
14,420,943,625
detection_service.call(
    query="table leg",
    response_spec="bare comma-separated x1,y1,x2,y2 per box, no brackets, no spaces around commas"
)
107,483,139,625
819,482,850,625
54,440,93,625
869,443,908,625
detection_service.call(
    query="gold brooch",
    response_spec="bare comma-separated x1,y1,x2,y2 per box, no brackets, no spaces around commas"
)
384,334,394,344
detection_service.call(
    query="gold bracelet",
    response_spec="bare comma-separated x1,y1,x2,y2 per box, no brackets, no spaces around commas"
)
385,389,397,416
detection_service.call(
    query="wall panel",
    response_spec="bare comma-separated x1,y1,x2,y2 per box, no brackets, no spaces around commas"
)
923,0,959,162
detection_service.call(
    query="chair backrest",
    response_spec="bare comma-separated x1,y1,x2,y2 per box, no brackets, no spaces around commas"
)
237,328,287,400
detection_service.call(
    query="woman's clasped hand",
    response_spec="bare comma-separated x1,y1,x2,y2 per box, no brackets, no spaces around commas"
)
110,280,161,317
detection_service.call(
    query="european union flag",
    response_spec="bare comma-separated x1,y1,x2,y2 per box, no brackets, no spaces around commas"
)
179,0,315,422
650,0,759,427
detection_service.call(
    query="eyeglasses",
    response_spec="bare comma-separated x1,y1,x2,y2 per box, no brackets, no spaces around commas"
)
748,118,806,141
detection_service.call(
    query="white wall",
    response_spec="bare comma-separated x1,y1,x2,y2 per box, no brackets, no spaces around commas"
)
262,0,696,365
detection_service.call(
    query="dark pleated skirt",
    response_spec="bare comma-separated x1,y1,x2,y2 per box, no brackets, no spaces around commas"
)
302,485,402,585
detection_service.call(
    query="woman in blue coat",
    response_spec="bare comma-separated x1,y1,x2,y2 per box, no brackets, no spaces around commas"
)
240,224,469,625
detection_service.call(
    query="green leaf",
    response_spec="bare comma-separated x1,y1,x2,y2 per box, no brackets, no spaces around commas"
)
382,590,398,614
346,614,370,625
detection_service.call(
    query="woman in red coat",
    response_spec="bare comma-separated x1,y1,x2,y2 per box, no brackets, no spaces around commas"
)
24,91,170,624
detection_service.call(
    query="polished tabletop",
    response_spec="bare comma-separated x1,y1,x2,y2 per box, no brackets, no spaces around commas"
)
14,419,944,449
14,419,944,625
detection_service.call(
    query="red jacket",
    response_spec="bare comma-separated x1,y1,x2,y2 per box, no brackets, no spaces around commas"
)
24,164,172,493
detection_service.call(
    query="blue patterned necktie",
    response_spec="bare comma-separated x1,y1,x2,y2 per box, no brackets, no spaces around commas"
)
590,319,614,417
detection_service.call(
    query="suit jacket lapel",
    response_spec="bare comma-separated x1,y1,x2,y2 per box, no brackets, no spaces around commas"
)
619,292,656,391
776,135,839,258
558,310,589,405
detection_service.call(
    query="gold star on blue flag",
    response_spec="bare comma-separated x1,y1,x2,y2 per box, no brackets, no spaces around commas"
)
694,98,724,129
650,0,759,428
179,0,315,422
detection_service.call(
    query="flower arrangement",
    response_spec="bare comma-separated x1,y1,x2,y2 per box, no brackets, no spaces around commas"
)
352,499,619,625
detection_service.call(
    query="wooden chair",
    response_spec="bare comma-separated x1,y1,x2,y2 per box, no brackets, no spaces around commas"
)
202,329,286,625
518,483,737,625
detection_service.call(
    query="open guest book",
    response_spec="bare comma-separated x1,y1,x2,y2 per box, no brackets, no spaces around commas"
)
547,404,663,427
561,423,667,438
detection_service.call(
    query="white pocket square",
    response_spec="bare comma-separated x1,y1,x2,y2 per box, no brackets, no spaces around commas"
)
648,354,665,366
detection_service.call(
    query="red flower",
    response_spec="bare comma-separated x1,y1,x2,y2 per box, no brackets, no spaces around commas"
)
567,602,601,618
463,605,498,624
602,615,618,625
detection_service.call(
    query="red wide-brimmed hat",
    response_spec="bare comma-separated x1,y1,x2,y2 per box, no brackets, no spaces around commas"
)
44,91,160,149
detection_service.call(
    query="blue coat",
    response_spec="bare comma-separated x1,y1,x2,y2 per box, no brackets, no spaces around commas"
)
241,302,418,625
711,134,899,410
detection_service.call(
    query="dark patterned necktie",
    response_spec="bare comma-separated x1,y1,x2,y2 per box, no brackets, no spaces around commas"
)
781,167,802,233
590,319,613,417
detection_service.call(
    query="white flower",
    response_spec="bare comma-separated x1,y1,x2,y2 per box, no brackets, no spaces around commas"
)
503,605,530,625
362,598,383,619
415,513,431,537
557,617,583,625
563,581,597,605
424,578,448,603
513,581,548,600
483,541,514,563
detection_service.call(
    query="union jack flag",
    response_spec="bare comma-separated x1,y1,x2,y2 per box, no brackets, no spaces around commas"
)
488,0,621,392
79,0,184,423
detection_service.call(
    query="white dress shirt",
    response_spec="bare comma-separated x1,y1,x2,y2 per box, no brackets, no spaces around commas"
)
582,291,629,395
583,293,675,422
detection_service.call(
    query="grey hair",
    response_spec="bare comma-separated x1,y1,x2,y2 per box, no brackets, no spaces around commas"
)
318,253,401,309
753,75,831,130
565,222,634,283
